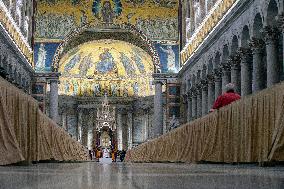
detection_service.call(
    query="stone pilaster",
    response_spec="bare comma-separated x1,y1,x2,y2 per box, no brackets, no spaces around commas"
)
49,79,59,123
127,112,133,150
238,48,252,96
153,80,165,137
278,13,284,66
191,87,197,120
214,68,222,99
230,54,241,94
187,91,192,122
221,61,231,92
196,84,202,118
263,26,280,87
207,74,215,112
249,38,265,92
116,108,123,151
77,109,82,142
201,79,208,116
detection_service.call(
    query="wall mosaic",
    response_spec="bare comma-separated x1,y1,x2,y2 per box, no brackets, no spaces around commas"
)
34,42,60,72
58,39,155,97
35,0,178,40
154,42,179,73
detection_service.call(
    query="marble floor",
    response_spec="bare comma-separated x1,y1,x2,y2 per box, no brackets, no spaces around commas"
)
0,162,284,189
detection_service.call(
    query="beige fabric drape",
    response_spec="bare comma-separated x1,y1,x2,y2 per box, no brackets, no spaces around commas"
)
0,77,89,165
126,82,284,163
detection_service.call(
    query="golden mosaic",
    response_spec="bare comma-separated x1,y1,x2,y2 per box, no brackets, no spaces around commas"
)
58,39,155,97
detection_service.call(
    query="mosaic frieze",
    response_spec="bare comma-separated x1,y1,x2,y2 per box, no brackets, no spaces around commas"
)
35,0,178,40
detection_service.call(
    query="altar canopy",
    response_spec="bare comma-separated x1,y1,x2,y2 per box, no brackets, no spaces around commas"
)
126,81,284,163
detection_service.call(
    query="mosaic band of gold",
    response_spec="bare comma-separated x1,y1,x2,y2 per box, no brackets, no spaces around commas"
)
181,0,236,65
0,7,33,66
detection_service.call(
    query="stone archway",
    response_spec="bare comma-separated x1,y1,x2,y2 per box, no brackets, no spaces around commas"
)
52,22,161,73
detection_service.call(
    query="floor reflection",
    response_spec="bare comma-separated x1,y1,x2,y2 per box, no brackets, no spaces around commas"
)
0,162,283,189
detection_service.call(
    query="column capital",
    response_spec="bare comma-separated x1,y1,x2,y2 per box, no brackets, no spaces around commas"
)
201,79,208,90
186,91,192,99
229,54,241,70
207,73,215,83
249,37,265,54
213,68,222,81
221,61,231,73
116,107,126,114
181,93,188,104
237,47,252,61
190,87,197,97
48,78,60,84
276,13,284,31
195,83,202,94
262,26,280,45
152,80,166,85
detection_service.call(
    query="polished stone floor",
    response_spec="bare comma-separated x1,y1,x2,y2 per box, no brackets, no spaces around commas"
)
0,162,284,189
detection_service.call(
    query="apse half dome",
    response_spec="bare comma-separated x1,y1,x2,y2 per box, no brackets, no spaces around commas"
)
58,39,155,97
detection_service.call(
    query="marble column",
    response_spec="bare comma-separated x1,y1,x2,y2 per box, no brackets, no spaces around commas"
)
196,85,202,118
153,80,164,137
249,38,265,92
143,110,149,141
191,88,197,120
221,61,231,92
187,91,192,122
49,79,59,122
214,69,222,99
278,13,284,66
263,26,280,87
207,74,215,111
127,112,133,150
116,111,123,151
62,110,67,130
238,48,252,96
230,55,241,94
77,109,82,142
201,80,208,116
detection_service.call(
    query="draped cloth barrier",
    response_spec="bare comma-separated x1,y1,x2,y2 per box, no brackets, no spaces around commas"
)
126,82,284,163
0,77,89,165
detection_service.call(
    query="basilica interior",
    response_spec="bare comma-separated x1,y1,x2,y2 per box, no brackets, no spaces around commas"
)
0,0,284,188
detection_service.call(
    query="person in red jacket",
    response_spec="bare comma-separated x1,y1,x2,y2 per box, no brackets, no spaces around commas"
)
211,83,241,111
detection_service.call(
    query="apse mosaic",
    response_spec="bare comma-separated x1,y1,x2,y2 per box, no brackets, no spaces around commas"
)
58,39,155,97
154,43,179,73
35,0,178,40
34,42,60,72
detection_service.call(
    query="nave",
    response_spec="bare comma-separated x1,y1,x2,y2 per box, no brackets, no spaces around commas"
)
0,162,284,189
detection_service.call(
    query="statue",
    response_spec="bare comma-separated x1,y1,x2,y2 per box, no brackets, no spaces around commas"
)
168,115,180,131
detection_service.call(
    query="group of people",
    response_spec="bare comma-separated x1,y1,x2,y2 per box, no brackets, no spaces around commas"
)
89,147,127,162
